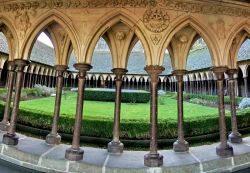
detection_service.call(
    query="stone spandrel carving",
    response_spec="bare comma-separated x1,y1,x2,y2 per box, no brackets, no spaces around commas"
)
150,34,162,45
15,11,31,39
143,7,170,33
116,31,126,40
216,19,226,40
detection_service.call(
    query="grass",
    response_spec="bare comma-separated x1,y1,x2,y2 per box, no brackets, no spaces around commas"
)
19,92,221,122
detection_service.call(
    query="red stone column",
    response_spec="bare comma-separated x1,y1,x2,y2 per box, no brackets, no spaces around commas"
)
144,65,164,167
108,68,127,153
0,61,16,131
227,69,242,143
2,59,30,145
46,65,68,145
173,70,189,152
212,67,233,157
65,63,92,161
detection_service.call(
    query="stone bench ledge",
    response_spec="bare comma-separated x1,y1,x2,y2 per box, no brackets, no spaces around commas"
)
0,132,250,173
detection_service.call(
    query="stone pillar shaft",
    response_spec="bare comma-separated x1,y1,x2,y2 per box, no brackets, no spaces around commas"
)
144,65,164,167
0,61,16,131
3,59,29,146
227,69,242,143
173,70,189,152
46,65,67,145
108,68,127,153
212,67,233,157
65,63,92,161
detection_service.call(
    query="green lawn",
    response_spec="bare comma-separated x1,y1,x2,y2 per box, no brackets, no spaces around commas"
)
20,92,221,121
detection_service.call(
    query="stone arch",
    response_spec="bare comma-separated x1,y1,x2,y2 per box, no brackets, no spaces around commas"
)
224,20,250,68
21,10,80,63
0,16,19,60
159,16,220,67
84,9,151,66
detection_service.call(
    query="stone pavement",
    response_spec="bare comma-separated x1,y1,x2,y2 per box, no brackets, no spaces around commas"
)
0,131,250,173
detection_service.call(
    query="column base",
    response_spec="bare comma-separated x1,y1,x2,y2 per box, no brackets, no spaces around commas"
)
173,140,189,152
107,141,124,154
229,132,242,143
65,147,84,161
216,143,234,157
144,153,163,167
0,121,10,131
2,133,19,146
45,133,61,145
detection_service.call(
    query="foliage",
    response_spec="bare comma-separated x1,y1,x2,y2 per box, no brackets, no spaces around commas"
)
83,88,150,103
16,92,228,140
166,92,242,105
239,98,250,109
34,84,55,97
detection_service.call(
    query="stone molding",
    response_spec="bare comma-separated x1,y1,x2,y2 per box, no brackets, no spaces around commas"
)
0,0,249,17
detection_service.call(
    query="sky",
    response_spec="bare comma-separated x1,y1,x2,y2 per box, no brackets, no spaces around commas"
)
37,32,54,48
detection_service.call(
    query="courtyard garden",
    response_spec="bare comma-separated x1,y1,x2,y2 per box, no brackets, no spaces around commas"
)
0,86,250,147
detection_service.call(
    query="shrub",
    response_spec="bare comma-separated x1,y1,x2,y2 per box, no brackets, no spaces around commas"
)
239,98,250,109
34,84,55,97
0,102,250,141
182,93,242,105
83,89,150,103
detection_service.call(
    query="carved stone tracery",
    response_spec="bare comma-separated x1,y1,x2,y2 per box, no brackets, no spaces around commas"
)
143,7,170,33
0,0,249,17
14,11,32,39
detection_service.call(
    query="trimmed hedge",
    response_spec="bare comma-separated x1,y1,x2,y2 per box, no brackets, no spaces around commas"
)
1,102,250,141
166,92,243,105
83,89,150,103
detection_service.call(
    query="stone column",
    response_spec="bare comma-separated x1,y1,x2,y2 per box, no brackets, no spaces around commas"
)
244,77,248,97
2,59,29,146
46,65,68,145
0,61,16,131
227,69,242,143
144,65,164,167
212,67,233,157
173,70,189,152
65,63,92,161
108,68,127,153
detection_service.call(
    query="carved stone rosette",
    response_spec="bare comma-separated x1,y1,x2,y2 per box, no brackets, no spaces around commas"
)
143,7,170,33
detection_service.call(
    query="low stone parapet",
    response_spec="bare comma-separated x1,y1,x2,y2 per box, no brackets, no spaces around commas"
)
0,132,250,172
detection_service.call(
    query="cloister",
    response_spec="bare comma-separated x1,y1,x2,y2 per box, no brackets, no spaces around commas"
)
0,0,250,172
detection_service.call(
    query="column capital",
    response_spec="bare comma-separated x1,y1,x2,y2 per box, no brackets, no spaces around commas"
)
112,68,128,81
211,66,228,80
144,65,165,75
172,70,187,76
54,65,68,72
74,63,92,71
172,70,186,81
111,68,128,75
226,69,238,80
55,65,68,77
14,59,30,71
7,61,16,71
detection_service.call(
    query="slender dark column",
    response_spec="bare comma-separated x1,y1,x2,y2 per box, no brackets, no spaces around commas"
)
144,65,164,167
173,70,189,152
212,67,233,157
65,63,92,161
23,72,26,88
244,77,248,97
0,61,16,131
108,68,127,153
2,59,29,145
46,65,68,145
235,79,239,97
227,69,242,143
